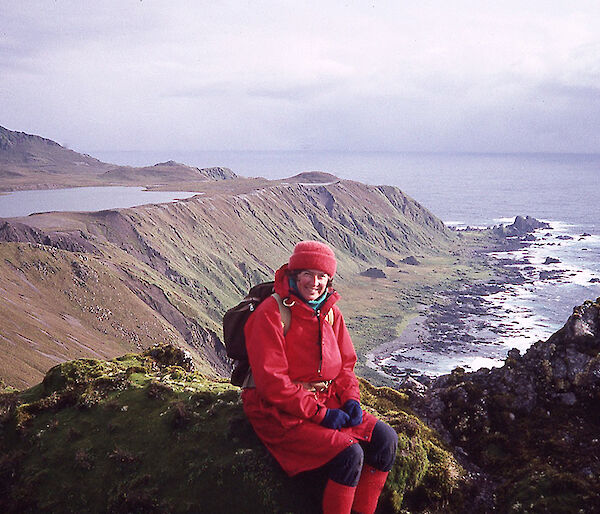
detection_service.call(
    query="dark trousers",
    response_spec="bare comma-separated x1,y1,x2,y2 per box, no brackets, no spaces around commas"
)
326,420,398,487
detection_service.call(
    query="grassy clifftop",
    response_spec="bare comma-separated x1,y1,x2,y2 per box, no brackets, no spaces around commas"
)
0,345,468,513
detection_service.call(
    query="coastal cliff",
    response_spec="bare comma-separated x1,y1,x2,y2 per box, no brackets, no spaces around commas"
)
3,127,597,511
0,172,457,388
1,300,598,512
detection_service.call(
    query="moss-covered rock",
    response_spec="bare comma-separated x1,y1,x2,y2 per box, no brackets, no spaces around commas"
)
416,298,600,511
0,344,468,513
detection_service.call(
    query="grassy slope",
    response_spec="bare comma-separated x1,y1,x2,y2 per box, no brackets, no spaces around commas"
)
2,176,478,389
0,244,186,389
0,346,468,514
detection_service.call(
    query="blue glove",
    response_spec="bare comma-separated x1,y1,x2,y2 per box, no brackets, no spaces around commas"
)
321,408,350,430
342,399,363,427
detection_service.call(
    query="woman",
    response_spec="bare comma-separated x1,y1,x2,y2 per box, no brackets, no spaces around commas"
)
243,240,398,514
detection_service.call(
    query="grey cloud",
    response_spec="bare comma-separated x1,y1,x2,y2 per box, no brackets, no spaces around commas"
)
245,79,340,102
163,82,236,99
1,3,161,63
535,81,600,101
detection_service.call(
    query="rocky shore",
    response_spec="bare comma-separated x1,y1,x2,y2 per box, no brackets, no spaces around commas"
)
410,297,600,512
368,216,598,383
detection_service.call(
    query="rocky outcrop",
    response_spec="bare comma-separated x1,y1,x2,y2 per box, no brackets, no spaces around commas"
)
360,267,387,278
198,166,236,180
0,347,469,513
543,256,560,264
0,220,98,254
493,215,551,238
401,256,420,266
414,298,600,511
424,299,600,416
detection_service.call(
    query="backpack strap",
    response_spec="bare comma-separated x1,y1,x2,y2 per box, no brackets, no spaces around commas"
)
242,293,290,389
272,293,291,334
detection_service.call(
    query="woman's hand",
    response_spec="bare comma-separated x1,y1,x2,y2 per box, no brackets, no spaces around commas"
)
342,399,363,427
320,408,350,430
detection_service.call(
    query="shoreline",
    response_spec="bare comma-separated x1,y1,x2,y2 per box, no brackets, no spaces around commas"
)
367,219,600,383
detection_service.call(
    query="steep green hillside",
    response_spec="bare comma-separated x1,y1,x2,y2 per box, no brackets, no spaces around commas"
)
0,345,468,513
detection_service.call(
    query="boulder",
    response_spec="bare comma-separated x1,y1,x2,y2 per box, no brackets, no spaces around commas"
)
360,267,386,278
401,256,420,266
493,216,551,238
543,256,560,265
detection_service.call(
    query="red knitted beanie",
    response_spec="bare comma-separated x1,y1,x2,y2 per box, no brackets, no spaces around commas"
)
288,240,337,277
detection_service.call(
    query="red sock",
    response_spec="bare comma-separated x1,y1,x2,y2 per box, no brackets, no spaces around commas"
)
351,464,389,514
322,479,356,514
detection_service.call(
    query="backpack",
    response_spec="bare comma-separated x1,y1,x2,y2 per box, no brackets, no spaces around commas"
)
223,281,291,386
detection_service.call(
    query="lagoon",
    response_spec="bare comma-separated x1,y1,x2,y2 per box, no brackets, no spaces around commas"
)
0,186,199,218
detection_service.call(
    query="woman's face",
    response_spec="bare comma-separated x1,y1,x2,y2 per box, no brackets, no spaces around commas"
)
296,269,330,301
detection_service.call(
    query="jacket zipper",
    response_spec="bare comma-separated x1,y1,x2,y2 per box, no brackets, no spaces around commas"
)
316,309,323,376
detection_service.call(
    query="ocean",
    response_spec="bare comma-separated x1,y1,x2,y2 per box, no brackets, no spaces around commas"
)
41,150,600,375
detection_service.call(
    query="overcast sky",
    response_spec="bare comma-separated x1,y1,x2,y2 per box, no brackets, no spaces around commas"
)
2,1,599,154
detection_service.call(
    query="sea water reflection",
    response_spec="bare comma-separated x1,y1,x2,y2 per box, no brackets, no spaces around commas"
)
0,187,199,218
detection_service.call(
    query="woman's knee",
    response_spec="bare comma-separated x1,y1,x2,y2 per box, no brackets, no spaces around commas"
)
327,443,364,487
364,421,398,472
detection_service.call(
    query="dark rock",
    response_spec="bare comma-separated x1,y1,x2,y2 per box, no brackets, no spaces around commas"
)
511,215,551,233
385,258,398,267
556,235,574,240
360,267,386,278
590,278,600,284
540,270,563,280
399,376,428,397
413,299,600,511
402,256,420,266
493,216,551,238
543,256,560,264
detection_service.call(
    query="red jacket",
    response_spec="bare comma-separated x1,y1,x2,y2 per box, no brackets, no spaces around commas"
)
242,264,378,476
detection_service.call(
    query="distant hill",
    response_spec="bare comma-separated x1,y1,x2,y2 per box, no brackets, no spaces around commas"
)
285,171,340,183
0,125,109,175
101,161,236,182
0,125,234,190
